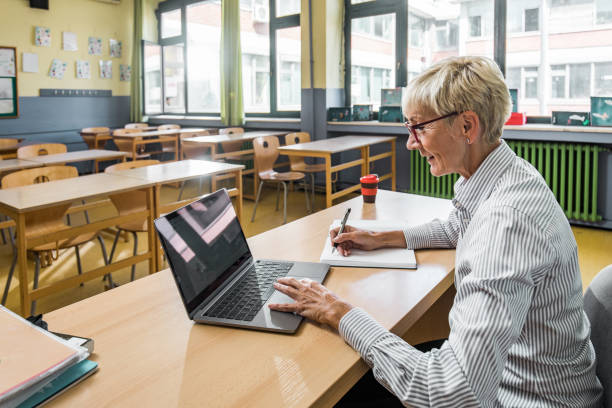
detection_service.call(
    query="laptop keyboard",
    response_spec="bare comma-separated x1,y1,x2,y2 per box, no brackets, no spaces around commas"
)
203,261,293,322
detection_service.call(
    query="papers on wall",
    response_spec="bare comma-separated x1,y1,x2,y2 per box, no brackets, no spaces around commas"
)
0,48,16,76
109,39,122,58
48,59,67,79
22,52,38,73
0,78,12,98
120,64,131,81
76,60,90,79
88,36,102,55
99,60,112,79
319,219,417,269
35,26,51,47
0,99,13,114
63,31,78,51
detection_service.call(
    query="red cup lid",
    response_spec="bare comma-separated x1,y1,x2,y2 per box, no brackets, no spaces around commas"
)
360,174,379,183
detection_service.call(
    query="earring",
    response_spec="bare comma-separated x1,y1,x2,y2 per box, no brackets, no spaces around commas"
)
466,138,470,144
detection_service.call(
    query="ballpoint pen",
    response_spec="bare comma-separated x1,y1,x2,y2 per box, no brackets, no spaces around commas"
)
332,207,351,254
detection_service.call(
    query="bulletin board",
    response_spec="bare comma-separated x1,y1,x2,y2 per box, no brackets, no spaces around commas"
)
0,46,18,119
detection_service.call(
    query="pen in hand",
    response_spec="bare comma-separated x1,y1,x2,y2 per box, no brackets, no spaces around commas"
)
332,208,351,254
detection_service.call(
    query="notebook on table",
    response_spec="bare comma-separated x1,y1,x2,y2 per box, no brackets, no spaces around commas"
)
320,219,417,269
155,189,330,334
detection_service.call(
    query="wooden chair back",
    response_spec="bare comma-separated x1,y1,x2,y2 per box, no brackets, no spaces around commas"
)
158,124,180,130
0,138,20,148
112,128,144,156
104,159,160,173
80,127,111,150
181,131,210,159
219,128,245,152
17,143,67,159
284,132,311,167
113,128,142,136
1,166,79,238
125,123,149,129
253,136,281,177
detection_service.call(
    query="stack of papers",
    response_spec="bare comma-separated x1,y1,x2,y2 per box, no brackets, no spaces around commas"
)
0,306,94,408
320,219,417,269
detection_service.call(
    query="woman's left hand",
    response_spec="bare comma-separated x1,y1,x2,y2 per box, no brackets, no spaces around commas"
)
268,277,353,331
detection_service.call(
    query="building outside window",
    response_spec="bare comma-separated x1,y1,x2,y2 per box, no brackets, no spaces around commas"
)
469,15,482,37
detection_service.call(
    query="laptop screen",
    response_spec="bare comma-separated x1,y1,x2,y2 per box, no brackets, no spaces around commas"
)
155,189,251,315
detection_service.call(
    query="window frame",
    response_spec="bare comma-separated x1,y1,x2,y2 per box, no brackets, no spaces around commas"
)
152,0,300,118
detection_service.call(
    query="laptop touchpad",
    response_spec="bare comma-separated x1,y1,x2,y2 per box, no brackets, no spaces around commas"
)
268,290,295,305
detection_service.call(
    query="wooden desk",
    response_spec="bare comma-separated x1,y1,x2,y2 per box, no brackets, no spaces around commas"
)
44,191,455,407
80,130,112,151
112,160,245,270
0,174,158,316
24,150,128,173
0,159,41,174
278,135,397,208
183,131,289,199
113,128,211,162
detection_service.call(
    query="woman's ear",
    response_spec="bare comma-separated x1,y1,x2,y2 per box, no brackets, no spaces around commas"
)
460,111,480,144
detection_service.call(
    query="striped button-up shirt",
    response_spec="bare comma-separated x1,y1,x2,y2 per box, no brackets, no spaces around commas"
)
339,141,603,407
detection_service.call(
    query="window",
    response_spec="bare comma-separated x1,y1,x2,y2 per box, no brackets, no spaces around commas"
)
569,63,591,98
469,15,482,37
186,1,221,113
435,20,458,50
524,67,538,98
551,64,566,98
350,13,396,109
149,0,299,117
594,62,612,95
408,13,424,48
524,8,539,32
596,0,612,24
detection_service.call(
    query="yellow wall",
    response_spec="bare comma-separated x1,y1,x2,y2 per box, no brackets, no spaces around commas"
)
0,0,134,97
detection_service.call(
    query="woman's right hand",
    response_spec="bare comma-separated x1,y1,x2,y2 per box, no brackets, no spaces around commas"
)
330,225,382,256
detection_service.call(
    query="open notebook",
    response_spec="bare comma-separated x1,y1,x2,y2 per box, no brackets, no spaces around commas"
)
320,219,417,269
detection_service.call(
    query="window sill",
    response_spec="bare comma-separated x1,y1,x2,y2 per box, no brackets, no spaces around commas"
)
147,115,301,130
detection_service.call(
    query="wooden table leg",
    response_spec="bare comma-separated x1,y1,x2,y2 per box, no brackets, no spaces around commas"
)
391,140,396,191
148,186,160,273
361,146,369,177
236,169,243,224
16,213,29,316
325,154,332,208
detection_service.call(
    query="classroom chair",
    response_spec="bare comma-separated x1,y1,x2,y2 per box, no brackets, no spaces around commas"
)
104,160,160,283
284,132,327,210
158,124,181,130
0,138,21,159
17,143,66,159
158,124,181,158
80,127,112,150
0,166,109,314
124,123,149,129
251,135,310,225
219,127,251,162
584,264,612,405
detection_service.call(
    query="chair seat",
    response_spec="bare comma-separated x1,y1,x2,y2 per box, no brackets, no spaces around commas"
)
224,154,254,162
117,219,148,233
32,231,99,252
290,163,326,173
259,170,305,182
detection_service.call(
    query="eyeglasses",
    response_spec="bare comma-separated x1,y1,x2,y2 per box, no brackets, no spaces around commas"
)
404,112,458,144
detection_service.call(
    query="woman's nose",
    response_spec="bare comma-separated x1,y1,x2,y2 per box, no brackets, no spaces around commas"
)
406,132,420,150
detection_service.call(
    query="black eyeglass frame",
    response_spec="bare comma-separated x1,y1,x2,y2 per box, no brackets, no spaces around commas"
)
404,112,459,143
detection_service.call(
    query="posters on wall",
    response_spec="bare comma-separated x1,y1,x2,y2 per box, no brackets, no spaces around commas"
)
88,36,102,56
0,49,16,76
99,60,112,79
120,64,131,81
0,99,13,114
76,60,90,79
0,78,12,99
48,59,67,79
22,53,38,73
109,39,122,58
35,27,51,47
63,32,78,51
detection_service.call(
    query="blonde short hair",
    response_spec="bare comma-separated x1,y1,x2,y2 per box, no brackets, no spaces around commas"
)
402,56,512,144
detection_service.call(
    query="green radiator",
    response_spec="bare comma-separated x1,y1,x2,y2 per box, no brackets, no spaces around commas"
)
409,142,604,222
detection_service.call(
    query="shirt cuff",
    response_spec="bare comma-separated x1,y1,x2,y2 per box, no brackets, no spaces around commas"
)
339,307,389,361
403,223,434,249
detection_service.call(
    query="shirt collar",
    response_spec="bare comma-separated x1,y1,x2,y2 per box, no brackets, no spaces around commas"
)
452,140,515,215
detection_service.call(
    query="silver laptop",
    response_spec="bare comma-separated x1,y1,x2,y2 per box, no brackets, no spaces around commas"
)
154,189,329,333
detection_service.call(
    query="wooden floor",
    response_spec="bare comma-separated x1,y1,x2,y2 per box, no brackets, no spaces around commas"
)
1,180,611,317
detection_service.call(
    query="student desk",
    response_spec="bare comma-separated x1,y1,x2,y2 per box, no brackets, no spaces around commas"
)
0,138,25,159
278,135,397,208
0,159,41,174
111,160,245,270
23,149,128,173
0,174,158,317
182,130,289,199
112,128,211,162
43,190,455,407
